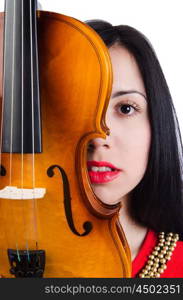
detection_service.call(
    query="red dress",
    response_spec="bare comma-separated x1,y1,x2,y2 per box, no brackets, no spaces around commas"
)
132,229,183,277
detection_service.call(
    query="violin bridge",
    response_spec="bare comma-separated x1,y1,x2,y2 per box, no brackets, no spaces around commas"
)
0,186,46,199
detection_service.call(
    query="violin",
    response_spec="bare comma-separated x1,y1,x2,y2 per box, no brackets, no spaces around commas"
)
0,0,131,277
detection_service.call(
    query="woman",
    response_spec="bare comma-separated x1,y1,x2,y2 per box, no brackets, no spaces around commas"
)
86,20,183,278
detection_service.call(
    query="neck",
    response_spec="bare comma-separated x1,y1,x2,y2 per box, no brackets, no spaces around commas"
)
119,196,148,261
2,0,41,153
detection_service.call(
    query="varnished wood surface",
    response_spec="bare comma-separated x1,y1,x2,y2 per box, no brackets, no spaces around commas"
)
0,11,131,277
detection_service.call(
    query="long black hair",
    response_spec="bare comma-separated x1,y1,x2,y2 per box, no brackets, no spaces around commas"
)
86,20,183,239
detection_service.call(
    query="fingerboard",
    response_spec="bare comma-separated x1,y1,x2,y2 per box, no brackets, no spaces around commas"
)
2,0,42,153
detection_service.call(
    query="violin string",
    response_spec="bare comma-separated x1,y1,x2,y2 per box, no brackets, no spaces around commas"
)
21,0,29,261
0,0,10,257
10,0,20,256
0,0,8,183
34,0,41,251
30,0,39,250
21,0,24,221
0,0,7,178
9,0,16,189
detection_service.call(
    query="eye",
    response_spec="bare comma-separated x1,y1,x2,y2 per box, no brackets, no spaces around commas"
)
116,103,139,117
119,104,135,115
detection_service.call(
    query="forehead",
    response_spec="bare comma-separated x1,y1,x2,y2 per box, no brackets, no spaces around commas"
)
109,45,146,95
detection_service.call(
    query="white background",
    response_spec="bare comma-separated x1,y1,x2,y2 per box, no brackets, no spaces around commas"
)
1,0,183,137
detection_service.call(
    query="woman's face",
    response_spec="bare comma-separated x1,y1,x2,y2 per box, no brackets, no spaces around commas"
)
87,44,151,205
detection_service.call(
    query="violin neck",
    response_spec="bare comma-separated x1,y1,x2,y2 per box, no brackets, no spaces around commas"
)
2,0,42,153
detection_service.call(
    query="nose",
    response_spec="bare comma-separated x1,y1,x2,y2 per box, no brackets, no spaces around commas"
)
87,136,110,153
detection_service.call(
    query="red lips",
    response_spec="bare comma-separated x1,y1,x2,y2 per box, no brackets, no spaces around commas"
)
87,161,122,184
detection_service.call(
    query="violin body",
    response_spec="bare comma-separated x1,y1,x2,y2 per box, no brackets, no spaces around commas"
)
0,5,131,278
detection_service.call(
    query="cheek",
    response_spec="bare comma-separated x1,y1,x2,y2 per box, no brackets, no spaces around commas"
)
113,117,151,174
123,121,151,177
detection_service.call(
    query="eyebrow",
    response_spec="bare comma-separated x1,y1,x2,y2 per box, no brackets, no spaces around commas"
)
111,90,147,101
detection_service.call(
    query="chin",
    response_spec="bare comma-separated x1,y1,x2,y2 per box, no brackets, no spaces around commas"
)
100,198,120,205
92,188,122,205
91,181,132,205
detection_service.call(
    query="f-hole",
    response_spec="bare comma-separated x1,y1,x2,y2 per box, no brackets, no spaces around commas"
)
47,165,92,236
